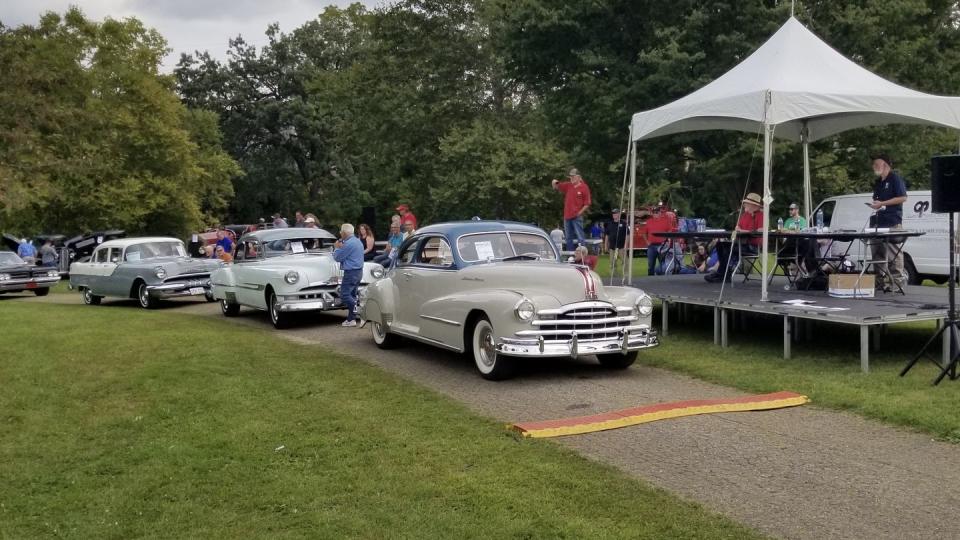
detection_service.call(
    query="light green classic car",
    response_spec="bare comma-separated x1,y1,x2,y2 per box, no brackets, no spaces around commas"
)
362,221,658,380
211,227,384,329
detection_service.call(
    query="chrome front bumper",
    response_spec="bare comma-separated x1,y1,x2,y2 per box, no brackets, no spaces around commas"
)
146,279,211,298
496,325,659,358
0,276,60,291
276,292,342,313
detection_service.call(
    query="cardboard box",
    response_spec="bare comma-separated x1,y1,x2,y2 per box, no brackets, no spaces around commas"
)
828,273,875,298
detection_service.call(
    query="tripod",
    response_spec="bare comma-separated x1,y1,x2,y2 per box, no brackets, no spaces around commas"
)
900,212,959,384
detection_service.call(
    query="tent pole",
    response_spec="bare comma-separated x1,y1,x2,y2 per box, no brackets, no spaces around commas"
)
627,141,638,285
761,123,773,302
802,121,812,223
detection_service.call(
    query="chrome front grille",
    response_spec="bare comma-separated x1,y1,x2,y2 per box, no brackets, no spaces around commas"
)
8,270,31,280
163,273,211,287
517,302,636,343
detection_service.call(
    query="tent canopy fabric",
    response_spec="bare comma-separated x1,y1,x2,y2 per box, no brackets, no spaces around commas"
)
630,17,960,143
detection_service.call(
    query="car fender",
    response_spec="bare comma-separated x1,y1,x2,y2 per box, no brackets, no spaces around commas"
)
602,285,645,308
209,266,239,300
362,278,396,323
420,289,560,350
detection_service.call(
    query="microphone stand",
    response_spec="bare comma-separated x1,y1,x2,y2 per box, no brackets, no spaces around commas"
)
901,210,959,384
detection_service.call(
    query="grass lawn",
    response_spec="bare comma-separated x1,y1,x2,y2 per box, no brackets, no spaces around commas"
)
644,306,960,442
0,301,762,539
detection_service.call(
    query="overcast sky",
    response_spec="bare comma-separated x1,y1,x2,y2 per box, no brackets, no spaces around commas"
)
1,1,384,70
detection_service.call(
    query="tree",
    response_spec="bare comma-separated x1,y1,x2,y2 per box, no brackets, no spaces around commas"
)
0,8,237,237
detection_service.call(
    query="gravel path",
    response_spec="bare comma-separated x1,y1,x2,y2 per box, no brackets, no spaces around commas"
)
14,293,960,540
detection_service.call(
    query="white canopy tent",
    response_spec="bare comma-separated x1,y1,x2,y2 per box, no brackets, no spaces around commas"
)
627,16,960,300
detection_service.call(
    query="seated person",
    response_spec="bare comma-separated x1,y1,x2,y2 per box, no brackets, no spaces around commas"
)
214,245,233,263
572,246,598,270
783,202,807,231
692,243,715,274
374,223,404,267
705,192,764,283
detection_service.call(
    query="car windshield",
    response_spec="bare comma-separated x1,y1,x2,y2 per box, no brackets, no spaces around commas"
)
0,252,25,265
457,232,557,262
125,242,186,262
261,237,335,258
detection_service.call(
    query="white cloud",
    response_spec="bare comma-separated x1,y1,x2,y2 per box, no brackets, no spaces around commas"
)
0,0,384,70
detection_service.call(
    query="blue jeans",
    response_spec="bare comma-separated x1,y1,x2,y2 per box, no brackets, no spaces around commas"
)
647,243,662,276
564,217,585,251
340,269,362,321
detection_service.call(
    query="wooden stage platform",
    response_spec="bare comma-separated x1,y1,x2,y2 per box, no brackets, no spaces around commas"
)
619,274,951,372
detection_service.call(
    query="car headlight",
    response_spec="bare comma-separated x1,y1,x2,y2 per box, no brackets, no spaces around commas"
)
370,265,385,279
635,294,654,316
0,273,9,281
514,297,536,321
154,267,166,279
284,271,299,284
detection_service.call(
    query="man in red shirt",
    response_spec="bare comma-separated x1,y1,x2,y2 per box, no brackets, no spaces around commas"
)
736,193,764,248
396,204,418,230
705,192,765,283
551,168,591,251
643,203,674,275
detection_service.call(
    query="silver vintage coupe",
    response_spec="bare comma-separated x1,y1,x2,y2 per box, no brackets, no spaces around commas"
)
362,221,658,380
69,237,223,308
210,228,384,329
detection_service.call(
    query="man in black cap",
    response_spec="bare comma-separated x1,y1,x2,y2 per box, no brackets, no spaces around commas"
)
868,153,908,290
604,208,629,279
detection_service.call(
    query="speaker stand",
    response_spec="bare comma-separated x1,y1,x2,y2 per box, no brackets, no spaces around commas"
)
901,211,960,384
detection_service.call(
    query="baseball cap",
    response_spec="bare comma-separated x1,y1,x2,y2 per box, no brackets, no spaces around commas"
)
396,204,409,212
870,152,893,167
611,208,621,213
788,202,799,209
305,217,316,224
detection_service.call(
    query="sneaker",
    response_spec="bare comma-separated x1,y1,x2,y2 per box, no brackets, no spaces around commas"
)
341,320,357,327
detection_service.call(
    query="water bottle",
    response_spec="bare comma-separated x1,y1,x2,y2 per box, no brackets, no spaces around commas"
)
777,217,783,231
815,209,824,231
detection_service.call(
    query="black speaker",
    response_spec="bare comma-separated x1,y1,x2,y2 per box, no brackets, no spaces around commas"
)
361,206,377,235
932,155,960,213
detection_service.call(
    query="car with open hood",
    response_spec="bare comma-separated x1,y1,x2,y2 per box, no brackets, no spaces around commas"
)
361,221,659,380
210,227,384,329
0,251,61,296
69,237,223,308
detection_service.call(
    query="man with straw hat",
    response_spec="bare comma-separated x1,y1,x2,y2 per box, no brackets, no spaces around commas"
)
704,192,765,283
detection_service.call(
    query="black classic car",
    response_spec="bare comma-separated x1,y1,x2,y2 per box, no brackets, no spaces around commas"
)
0,251,61,296
64,230,127,263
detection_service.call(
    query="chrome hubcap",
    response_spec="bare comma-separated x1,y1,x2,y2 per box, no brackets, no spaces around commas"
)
139,286,148,306
478,325,496,368
221,299,229,312
83,289,91,302
271,296,279,322
373,322,384,341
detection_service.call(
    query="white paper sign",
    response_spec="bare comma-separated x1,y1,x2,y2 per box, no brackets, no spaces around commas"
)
191,234,199,242
474,241,495,260
96,236,104,244
290,241,305,254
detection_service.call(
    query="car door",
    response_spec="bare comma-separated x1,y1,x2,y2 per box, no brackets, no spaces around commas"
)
82,247,112,294
100,247,125,296
390,237,422,334
234,239,264,307
407,236,459,344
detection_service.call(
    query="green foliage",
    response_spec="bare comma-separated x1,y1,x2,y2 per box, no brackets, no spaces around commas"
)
493,0,960,224
433,115,570,225
0,8,238,238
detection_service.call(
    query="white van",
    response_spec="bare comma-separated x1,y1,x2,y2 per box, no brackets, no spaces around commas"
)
812,190,949,285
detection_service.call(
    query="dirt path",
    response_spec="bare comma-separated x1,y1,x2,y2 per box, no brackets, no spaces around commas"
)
17,293,960,539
